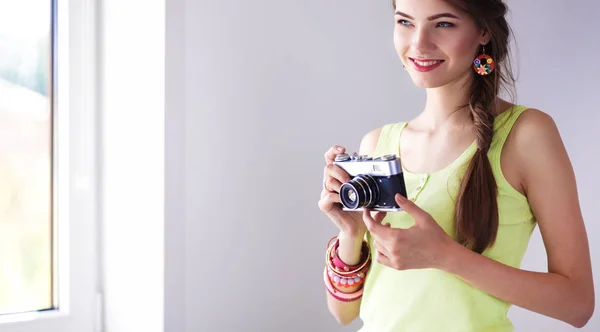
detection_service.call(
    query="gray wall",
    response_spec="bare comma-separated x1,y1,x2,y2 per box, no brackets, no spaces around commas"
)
166,0,600,331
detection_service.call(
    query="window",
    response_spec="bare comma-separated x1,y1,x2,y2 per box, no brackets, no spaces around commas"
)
0,0,54,316
0,0,99,331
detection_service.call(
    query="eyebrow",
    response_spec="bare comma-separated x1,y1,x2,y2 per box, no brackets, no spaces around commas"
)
394,11,461,20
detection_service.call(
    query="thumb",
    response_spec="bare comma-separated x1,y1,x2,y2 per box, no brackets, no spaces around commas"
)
362,209,388,236
395,194,429,222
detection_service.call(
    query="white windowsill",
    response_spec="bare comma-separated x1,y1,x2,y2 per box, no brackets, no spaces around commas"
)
0,311,69,325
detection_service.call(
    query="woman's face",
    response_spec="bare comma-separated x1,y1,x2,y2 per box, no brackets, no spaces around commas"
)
393,0,488,89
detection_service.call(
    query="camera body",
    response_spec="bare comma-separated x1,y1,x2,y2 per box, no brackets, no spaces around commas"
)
333,153,407,212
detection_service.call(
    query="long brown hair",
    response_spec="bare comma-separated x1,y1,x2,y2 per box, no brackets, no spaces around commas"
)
392,0,516,253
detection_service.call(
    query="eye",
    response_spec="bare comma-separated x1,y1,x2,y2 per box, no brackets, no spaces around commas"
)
436,21,455,28
397,19,412,26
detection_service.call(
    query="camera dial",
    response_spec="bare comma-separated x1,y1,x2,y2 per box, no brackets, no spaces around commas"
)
334,153,351,162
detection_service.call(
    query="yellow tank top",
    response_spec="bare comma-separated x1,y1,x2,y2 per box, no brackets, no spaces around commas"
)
359,105,537,332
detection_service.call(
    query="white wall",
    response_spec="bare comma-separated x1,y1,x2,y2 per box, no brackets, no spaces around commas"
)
100,0,165,331
165,0,186,330
165,0,600,331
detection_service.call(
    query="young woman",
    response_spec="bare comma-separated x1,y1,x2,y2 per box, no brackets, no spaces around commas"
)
318,0,595,330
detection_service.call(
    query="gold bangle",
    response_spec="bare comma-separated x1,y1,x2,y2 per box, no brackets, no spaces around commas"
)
325,238,371,276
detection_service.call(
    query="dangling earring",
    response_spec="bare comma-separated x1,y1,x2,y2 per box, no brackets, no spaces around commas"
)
473,45,495,76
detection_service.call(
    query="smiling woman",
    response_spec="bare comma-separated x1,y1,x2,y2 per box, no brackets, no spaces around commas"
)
318,0,595,331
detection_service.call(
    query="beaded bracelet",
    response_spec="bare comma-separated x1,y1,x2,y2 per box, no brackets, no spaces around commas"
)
327,268,366,288
324,236,372,300
323,267,364,302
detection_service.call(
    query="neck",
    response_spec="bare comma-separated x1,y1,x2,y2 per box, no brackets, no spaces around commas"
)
420,71,474,131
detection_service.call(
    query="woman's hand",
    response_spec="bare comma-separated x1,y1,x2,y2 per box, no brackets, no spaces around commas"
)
363,193,456,270
318,145,365,238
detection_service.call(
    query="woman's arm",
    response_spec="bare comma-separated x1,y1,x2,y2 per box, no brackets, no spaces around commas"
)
442,109,595,327
326,233,365,325
325,127,383,325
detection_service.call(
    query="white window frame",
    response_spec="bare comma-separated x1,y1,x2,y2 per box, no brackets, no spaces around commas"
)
0,0,100,331
98,0,165,330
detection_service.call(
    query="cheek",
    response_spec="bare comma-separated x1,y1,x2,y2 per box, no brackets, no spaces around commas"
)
393,29,410,54
444,38,477,68
446,38,478,65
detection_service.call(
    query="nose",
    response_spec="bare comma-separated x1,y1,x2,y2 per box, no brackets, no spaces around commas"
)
411,27,436,54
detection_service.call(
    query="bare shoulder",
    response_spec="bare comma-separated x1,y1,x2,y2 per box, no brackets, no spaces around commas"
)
359,127,384,156
501,108,566,197
509,108,567,190
510,108,561,147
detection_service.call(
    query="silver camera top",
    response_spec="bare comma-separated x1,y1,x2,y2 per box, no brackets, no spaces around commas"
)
333,153,402,176
334,153,397,162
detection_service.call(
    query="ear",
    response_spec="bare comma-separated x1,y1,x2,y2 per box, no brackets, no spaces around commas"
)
479,28,492,45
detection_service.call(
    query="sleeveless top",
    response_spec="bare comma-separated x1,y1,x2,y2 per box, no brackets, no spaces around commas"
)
358,105,537,332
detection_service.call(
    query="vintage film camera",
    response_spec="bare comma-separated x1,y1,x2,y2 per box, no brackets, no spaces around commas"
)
333,153,407,211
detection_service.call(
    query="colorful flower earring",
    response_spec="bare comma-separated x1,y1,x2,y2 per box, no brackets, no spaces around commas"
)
473,45,495,76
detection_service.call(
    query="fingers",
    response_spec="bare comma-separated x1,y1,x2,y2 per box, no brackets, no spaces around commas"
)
324,163,352,187
373,211,388,224
324,145,346,165
322,145,352,198
373,240,392,266
318,191,341,213
372,239,385,255
319,145,348,213
324,177,342,193
362,209,388,237
395,193,429,220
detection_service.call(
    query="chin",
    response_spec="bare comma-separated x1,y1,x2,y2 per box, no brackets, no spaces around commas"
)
408,69,472,90
410,77,450,89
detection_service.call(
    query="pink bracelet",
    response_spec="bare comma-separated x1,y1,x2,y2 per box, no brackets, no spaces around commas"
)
326,237,371,278
323,267,363,302
332,249,369,278
332,246,368,271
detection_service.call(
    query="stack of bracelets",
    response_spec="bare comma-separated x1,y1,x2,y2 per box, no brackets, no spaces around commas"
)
323,236,372,303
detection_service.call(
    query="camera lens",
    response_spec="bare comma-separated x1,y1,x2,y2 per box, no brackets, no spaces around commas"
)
339,174,379,210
